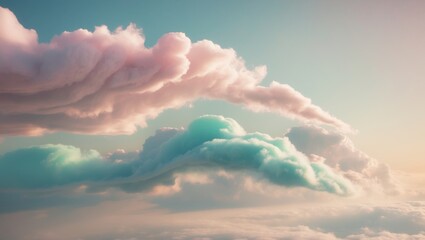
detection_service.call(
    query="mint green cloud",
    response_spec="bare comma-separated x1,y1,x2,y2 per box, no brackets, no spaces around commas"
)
131,115,354,195
0,115,354,195
0,144,132,189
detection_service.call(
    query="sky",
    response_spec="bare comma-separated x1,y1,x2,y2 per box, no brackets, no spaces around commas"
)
0,1,424,239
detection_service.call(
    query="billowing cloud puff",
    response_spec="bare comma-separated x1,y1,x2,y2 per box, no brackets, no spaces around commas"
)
286,125,399,194
0,115,354,195
135,115,354,195
0,6,351,136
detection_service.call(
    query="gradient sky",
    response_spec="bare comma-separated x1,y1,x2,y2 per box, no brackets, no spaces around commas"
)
1,0,424,172
0,1,425,239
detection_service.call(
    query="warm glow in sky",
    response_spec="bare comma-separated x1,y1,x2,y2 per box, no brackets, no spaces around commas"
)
0,1,424,239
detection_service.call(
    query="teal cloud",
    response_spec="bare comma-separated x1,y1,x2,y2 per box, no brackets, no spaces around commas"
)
0,144,132,189
0,115,354,195
137,115,354,195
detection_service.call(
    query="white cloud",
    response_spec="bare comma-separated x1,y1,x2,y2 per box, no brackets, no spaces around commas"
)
286,125,400,195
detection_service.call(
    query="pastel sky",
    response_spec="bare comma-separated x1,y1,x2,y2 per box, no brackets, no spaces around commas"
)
0,1,424,239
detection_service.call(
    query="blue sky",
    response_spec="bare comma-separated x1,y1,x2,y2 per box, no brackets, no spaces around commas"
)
0,1,424,239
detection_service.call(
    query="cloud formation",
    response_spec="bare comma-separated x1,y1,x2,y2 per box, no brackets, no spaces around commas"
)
1,197,423,240
286,125,399,194
0,6,351,136
135,115,354,195
0,115,354,195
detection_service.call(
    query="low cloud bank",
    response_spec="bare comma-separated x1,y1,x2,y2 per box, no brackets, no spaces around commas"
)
1,198,424,240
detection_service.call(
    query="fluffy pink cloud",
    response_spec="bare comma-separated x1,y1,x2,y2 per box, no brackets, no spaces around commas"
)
0,7,351,136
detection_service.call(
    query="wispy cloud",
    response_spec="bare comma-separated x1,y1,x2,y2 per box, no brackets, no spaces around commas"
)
0,6,351,136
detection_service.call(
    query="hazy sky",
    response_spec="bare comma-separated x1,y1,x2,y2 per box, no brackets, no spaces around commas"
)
0,1,424,239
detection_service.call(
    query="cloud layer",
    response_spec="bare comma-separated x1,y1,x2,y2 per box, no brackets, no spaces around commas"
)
0,6,351,136
0,115,354,195
1,197,423,240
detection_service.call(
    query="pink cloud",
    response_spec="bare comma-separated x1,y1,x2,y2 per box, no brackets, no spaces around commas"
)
0,7,351,136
